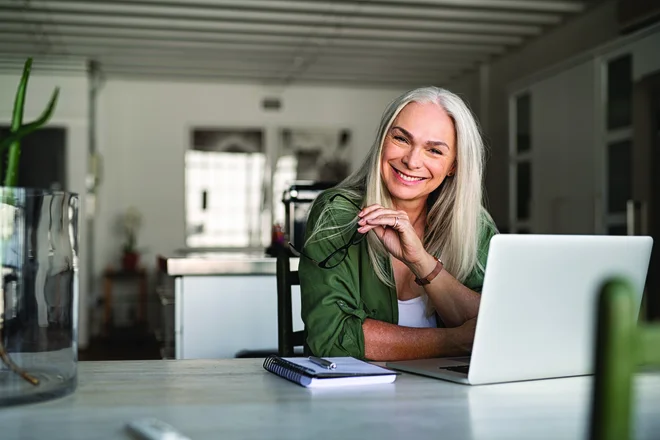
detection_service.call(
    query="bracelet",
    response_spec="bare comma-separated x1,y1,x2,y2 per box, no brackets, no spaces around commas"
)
414,258,444,286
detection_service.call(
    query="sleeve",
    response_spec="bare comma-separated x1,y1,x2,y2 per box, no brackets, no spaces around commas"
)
463,210,499,293
299,194,367,359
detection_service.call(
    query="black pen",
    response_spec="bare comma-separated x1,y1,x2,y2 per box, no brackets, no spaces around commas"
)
308,356,336,370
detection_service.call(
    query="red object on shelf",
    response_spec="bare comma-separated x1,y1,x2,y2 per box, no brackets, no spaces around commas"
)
122,251,140,272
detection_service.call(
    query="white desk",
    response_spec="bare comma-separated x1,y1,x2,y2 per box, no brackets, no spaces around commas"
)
2,359,660,439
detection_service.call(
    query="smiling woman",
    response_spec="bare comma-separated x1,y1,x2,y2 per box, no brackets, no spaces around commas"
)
298,86,498,361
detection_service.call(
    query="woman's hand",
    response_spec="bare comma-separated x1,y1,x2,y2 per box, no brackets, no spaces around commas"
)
357,204,428,267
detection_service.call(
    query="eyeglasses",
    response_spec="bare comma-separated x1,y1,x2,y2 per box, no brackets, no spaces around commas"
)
289,193,366,269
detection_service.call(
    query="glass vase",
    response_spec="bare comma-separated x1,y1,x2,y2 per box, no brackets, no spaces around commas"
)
0,188,79,406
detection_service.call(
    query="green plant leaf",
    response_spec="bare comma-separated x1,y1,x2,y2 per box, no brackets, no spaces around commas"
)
4,76,59,187
10,58,32,131
0,87,60,154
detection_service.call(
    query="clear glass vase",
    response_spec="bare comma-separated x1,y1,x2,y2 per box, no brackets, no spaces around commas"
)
0,188,79,406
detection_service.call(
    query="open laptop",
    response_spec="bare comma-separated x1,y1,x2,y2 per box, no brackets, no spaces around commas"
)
386,234,653,385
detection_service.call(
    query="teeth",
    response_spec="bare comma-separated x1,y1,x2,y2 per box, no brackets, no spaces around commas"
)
396,170,424,182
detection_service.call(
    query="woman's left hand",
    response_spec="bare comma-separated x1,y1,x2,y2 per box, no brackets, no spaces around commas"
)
357,204,428,267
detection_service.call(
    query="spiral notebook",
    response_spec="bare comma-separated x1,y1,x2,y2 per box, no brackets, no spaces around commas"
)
263,355,399,388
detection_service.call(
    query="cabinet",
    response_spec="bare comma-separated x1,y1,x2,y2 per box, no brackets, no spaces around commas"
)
508,24,660,236
174,275,303,359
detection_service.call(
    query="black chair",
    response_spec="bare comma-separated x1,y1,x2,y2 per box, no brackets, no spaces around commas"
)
276,254,306,356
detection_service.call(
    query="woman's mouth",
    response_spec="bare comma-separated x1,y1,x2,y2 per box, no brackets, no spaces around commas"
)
391,165,426,184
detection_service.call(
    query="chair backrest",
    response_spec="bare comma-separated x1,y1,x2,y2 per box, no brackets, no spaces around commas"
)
589,277,660,440
276,254,306,357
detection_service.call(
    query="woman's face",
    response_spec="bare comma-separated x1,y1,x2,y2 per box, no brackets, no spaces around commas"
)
380,101,457,206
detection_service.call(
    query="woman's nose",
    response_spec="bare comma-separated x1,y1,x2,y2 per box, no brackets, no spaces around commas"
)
402,147,423,169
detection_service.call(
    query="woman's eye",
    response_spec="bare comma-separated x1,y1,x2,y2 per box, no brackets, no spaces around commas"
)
429,148,442,155
393,135,408,143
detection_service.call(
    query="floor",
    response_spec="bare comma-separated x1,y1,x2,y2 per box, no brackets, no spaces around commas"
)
78,324,161,361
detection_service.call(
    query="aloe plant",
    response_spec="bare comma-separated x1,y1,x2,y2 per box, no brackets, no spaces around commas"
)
0,58,60,386
2,58,60,186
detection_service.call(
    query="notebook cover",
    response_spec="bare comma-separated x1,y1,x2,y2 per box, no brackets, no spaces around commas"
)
263,355,399,385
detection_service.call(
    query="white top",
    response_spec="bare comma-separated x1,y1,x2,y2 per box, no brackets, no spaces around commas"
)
398,295,437,328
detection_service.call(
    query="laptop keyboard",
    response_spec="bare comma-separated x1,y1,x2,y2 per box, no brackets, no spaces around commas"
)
441,365,470,374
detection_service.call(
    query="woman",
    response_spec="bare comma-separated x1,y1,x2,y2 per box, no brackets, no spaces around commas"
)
297,86,498,361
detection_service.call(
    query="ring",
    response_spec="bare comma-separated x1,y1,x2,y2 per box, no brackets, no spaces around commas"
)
393,217,399,228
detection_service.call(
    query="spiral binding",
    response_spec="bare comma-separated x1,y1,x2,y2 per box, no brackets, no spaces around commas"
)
263,355,310,385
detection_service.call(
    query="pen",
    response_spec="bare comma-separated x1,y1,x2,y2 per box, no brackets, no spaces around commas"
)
308,356,336,370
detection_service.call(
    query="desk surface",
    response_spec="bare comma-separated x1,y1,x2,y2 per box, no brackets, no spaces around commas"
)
2,359,660,439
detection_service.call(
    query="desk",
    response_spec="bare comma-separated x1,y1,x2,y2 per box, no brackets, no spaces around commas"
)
2,360,660,439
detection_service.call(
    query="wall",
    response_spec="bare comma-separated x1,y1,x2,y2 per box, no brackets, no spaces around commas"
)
528,60,598,234
95,79,404,329
445,0,620,229
0,72,90,348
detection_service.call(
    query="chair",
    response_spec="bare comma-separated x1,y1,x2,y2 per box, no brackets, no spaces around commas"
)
276,254,306,356
589,277,660,440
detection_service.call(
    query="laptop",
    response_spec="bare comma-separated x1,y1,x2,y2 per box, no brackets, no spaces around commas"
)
386,234,653,385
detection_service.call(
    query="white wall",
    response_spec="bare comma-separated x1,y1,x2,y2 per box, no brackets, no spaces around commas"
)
446,0,620,230
95,79,404,328
0,72,90,348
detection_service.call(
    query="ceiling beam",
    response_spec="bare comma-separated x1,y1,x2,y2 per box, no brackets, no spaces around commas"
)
0,24,506,53
37,0,566,24
85,58,462,79
7,2,543,36
98,64,446,86
357,0,586,13
0,39,493,65
100,68,434,88
2,11,524,45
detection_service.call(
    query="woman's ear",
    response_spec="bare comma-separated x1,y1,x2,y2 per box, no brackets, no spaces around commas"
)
447,161,457,177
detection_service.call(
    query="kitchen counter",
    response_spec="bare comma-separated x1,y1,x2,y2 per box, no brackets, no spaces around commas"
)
156,251,303,359
158,252,299,276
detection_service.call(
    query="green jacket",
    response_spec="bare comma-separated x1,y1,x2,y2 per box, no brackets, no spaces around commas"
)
299,189,499,360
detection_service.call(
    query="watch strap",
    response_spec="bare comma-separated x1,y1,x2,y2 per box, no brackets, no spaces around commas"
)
414,258,444,286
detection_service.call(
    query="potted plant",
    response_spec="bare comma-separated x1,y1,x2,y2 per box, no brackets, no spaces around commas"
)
0,58,80,406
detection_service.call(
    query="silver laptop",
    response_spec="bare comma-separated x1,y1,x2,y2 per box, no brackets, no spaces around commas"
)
386,234,653,385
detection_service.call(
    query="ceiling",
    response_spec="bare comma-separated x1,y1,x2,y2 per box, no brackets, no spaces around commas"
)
0,0,601,87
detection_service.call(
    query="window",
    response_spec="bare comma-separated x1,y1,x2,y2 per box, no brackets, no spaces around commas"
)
185,150,265,247
185,128,267,248
607,55,632,130
272,155,298,228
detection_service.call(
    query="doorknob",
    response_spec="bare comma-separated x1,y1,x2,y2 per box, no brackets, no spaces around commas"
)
626,200,648,235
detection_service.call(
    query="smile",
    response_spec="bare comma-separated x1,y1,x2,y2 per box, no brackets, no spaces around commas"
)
391,165,426,183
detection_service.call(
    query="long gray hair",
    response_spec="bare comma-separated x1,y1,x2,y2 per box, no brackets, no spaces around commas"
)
307,86,487,291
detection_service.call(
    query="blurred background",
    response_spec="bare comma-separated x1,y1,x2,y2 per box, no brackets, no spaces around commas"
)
0,0,658,361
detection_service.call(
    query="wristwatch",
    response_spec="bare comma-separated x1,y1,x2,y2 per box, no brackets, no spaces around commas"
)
414,258,444,286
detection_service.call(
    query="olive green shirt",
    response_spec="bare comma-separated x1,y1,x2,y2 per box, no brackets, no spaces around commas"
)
299,189,499,360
